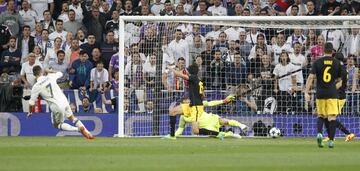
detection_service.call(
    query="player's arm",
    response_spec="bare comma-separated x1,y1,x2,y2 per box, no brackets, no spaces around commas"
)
304,73,315,102
27,85,41,118
202,95,235,107
335,78,342,89
168,66,189,80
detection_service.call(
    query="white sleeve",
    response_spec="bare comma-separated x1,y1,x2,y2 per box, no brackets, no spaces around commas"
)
248,46,256,60
48,72,63,80
273,65,279,76
104,69,109,82
20,63,26,76
28,84,41,106
90,69,95,81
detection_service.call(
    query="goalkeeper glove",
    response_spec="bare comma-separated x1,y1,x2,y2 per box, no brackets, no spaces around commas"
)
223,95,235,104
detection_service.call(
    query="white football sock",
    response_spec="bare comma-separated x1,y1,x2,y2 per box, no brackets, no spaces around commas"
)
58,123,79,132
73,119,84,128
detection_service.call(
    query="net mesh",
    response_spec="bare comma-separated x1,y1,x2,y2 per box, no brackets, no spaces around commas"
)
121,17,360,137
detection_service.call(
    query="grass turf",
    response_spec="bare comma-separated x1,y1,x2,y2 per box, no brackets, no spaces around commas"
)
0,137,359,171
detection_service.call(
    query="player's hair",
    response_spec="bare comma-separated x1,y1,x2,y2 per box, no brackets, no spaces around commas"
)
187,64,199,75
291,5,299,10
9,36,17,41
334,52,345,62
43,10,51,15
41,29,49,34
69,9,76,14
55,19,63,25
324,42,333,54
79,50,87,56
257,34,265,40
33,65,42,77
178,57,185,62
54,37,62,43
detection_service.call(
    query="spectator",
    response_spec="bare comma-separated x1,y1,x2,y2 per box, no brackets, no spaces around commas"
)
236,84,258,113
40,10,56,34
286,0,307,16
238,30,252,64
66,38,80,66
101,31,118,69
207,49,225,89
69,50,93,90
19,1,37,31
90,61,109,101
18,25,35,64
28,0,54,21
32,23,43,44
58,2,70,23
346,55,358,114
248,34,271,62
49,19,68,42
108,53,119,80
195,55,206,81
76,29,87,46
175,3,187,16
45,50,70,89
0,36,21,75
246,27,266,46
139,27,159,57
345,27,360,57
213,32,229,54
286,28,306,47
33,45,44,64
309,35,325,63
185,24,205,47
144,100,154,114
105,10,120,41
201,38,214,66
110,70,119,92
143,54,156,89
0,0,24,36
193,0,212,16
320,0,341,16
321,28,345,52
62,32,74,52
0,24,11,55
80,34,99,58
208,0,227,16
257,54,275,110
69,0,84,22
151,0,164,16
271,33,292,65
226,52,247,87
306,1,318,16
162,57,187,91
273,52,297,114
223,40,238,64
43,37,62,69
304,29,317,51
82,3,106,43
20,53,42,89
64,10,84,36
89,48,105,67
121,0,140,16
70,103,77,113
167,29,190,66
189,35,205,64
37,29,53,57
160,0,175,16
79,96,95,113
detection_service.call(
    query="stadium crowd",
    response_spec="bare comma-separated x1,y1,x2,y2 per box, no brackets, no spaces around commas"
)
0,0,359,115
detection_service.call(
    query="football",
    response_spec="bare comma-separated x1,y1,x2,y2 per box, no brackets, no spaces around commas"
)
269,127,281,138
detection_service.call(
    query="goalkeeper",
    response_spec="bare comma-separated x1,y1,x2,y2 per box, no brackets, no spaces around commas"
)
170,96,248,138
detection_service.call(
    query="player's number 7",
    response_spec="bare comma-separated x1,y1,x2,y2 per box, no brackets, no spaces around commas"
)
46,83,54,98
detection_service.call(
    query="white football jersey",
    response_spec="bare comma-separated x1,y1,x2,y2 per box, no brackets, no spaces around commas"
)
29,72,69,108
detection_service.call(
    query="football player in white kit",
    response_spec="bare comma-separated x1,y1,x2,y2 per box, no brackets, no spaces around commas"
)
27,65,94,140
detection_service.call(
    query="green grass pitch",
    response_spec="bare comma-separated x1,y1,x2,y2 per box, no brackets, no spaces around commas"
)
0,137,359,171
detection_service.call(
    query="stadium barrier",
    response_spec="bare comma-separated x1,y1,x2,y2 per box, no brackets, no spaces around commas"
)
1,112,359,137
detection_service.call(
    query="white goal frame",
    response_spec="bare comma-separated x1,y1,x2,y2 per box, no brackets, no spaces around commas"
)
118,16,360,137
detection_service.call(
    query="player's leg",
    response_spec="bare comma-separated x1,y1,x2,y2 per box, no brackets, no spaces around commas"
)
51,111,78,132
315,99,326,147
219,118,248,130
326,99,341,148
168,104,183,138
64,105,94,140
337,99,355,141
175,115,190,137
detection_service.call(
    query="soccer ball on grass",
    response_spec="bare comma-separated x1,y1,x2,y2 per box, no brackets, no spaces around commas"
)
269,127,281,138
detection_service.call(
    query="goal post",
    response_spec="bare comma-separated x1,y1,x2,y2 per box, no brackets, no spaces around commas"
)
118,16,360,137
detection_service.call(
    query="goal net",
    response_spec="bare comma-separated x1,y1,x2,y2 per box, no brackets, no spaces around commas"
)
119,16,360,137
